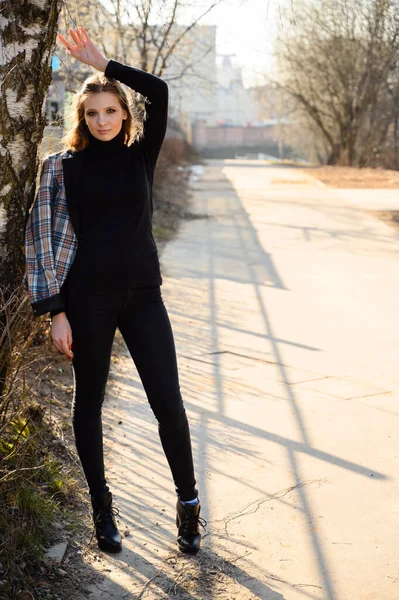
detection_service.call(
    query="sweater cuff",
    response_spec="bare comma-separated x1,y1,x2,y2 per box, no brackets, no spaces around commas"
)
50,307,66,318
104,59,120,80
31,293,65,318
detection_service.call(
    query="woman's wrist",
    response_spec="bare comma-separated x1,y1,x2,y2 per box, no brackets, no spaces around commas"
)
94,57,110,72
52,311,67,321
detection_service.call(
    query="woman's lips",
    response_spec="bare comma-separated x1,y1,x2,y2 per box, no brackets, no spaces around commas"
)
98,130,110,134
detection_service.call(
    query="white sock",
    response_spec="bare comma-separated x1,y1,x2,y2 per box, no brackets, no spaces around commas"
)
182,497,199,505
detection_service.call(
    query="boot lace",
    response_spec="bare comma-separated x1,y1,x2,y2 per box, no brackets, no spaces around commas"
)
87,503,120,548
180,505,207,535
94,505,120,529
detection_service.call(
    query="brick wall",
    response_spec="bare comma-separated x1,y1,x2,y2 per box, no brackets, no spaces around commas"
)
192,120,277,149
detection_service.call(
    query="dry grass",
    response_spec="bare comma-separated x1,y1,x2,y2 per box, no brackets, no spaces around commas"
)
0,287,92,600
301,166,399,234
303,165,399,188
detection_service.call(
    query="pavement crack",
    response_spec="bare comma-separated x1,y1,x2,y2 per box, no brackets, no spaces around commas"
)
213,478,327,536
180,354,218,366
294,583,323,589
292,376,329,384
345,390,392,401
206,350,276,364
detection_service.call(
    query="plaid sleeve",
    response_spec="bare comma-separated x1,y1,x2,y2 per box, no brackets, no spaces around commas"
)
25,156,65,316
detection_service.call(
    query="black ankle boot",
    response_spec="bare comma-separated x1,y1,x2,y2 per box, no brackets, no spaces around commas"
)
176,498,207,553
91,491,122,553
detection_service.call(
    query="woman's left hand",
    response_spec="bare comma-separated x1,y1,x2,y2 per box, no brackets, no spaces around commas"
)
57,26,109,71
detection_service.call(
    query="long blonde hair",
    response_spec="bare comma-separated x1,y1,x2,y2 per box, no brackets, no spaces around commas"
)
60,71,146,153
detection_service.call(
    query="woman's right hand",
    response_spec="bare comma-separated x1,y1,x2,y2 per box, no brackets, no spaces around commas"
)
52,313,74,359
57,26,109,71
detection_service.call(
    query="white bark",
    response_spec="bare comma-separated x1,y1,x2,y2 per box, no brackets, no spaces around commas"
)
0,0,63,290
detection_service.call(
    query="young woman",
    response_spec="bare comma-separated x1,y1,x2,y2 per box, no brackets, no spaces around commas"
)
24,26,205,554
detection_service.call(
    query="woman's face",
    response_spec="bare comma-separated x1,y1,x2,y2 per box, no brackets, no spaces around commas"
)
83,92,127,141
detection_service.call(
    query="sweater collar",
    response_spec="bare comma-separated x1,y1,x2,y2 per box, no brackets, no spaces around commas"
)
86,124,125,155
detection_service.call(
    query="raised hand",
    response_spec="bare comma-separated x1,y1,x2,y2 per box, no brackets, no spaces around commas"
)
56,26,109,71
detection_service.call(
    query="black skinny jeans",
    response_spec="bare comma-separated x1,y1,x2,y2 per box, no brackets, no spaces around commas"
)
65,283,198,502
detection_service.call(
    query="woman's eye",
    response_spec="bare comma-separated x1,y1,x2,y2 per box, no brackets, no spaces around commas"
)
87,109,115,116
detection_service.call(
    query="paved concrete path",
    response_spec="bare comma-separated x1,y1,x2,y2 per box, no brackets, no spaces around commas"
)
324,188,399,211
85,160,399,600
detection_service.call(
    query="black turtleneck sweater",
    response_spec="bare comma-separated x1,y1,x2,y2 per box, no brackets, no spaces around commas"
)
54,59,168,312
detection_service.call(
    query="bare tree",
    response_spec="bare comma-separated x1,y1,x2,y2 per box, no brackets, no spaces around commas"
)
271,0,399,166
58,0,224,81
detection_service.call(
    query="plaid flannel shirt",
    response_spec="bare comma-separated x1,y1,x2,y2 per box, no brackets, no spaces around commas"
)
24,150,78,317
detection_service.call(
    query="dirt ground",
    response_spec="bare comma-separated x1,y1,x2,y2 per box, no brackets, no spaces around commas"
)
22,332,115,600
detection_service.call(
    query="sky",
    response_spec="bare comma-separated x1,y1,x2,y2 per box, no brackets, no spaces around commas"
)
98,0,292,88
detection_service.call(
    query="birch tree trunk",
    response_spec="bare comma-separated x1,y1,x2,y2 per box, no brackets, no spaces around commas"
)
0,0,63,395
